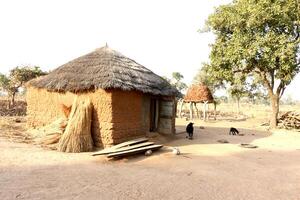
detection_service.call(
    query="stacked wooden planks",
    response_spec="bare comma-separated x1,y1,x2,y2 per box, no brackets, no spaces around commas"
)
92,137,163,158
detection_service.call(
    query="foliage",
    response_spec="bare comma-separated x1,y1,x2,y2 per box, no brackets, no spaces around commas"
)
193,63,225,94
215,96,228,103
0,66,47,105
205,0,300,127
0,74,10,92
164,72,188,97
171,72,188,93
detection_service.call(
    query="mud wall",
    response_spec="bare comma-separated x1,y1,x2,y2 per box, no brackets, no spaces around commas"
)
110,90,148,144
26,88,153,147
26,87,113,147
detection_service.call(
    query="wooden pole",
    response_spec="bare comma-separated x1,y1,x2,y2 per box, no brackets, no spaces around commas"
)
203,102,206,121
207,103,210,119
203,101,208,121
179,99,184,118
193,102,199,118
189,102,193,120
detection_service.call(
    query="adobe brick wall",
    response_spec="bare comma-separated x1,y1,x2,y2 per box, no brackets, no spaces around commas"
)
109,90,148,145
26,87,176,148
26,87,113,147
26,88,152,148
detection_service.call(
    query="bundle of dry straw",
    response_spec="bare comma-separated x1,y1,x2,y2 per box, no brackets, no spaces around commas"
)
58,98,93,153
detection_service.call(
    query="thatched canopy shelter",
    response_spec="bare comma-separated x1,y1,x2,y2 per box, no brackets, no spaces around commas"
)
184,84,214,103
26,45,178,148
179,84,215,120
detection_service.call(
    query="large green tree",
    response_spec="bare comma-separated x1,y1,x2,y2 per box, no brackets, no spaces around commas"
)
193,63,225,93
0,66,47,106
163,72,187,97
227,73,248,113
206,0,300,128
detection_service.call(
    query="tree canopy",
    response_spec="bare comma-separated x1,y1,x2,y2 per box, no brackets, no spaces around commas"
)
163,72,187,97
193,63,225,93
0,66,47,106
206,0,300,127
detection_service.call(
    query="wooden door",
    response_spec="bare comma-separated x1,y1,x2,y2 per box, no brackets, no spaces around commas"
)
150,99,159,132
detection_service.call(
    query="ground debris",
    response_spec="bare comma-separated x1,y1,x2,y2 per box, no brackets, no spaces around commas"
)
217,139,229,143
93,138,163,159
0,100,27,116
0,117,33,144
240,143,258,149
277,111,300,130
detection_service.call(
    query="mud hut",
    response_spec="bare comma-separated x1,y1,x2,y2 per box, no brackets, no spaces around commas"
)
26,45,178,148
180,84,215,120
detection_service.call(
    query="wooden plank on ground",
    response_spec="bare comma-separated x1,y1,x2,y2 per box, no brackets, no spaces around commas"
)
92,142,154,156
92,137,148,156
107,144,163,158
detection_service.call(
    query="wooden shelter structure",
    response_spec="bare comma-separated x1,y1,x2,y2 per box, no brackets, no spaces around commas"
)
180,84,216,120
26,45,178,148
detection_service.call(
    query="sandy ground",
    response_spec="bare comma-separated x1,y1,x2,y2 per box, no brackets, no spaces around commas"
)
1,118,300,200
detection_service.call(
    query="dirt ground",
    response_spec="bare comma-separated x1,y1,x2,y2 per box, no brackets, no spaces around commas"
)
1,117,300,200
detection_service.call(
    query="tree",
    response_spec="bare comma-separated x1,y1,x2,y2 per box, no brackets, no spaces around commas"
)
193,63,225,94
228,82,247,113
171,72,188,94
205,0,300,128
0,66,47,106
163,72,187,97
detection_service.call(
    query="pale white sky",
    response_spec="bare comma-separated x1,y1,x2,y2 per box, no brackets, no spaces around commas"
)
0,0,299,99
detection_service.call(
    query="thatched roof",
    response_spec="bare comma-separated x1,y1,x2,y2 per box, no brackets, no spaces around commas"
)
27,46,178,96
184,84,214,103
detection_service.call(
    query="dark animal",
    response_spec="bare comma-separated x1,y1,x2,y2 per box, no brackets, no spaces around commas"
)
186,122,194,140
229,127,239,135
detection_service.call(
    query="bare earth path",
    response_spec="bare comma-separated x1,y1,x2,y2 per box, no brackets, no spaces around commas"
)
1,122,300,200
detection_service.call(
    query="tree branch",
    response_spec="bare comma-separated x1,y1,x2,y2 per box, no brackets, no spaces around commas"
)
258,70,274,96
280,86,286,98
270,70,274,91
276,80,285,98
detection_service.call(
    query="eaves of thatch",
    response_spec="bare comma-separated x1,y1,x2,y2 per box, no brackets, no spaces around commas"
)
27,46,178,96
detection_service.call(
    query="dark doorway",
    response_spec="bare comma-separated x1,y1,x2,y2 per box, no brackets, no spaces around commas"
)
150,99,159,132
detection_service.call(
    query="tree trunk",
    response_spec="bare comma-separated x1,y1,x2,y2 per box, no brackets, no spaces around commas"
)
237,97,240,114
270,95,279,128
213,101,216,120
9,92,16,108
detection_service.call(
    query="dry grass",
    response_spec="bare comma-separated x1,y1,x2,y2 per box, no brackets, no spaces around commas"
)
0,116,33,143
179,102,300,122
27,46,177,96
0,97,27,116
58,98,93,153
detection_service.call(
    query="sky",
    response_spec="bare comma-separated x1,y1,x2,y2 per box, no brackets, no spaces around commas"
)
0,0,299,100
